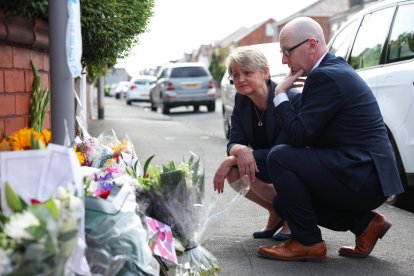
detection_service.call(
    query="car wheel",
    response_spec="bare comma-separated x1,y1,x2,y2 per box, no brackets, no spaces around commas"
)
207,102,215,112
193,105,200,112
387,133,414,211
127,100,132,105
115,93,120,99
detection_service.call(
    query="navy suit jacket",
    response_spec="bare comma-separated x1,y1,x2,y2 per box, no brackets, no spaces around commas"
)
227,80,301,162
275,52,404,196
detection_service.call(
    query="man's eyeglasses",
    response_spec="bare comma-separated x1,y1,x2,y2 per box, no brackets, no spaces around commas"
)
280,38,310,57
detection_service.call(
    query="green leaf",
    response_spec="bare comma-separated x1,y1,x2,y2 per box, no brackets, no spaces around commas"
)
44,232,58,254
25,224,45,241
59,229,78,242
5,181,23,213
143,154,155,176
44,200,59,220
125,166,136,178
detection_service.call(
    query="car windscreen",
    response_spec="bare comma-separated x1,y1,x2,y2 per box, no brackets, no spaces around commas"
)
170,67,209,78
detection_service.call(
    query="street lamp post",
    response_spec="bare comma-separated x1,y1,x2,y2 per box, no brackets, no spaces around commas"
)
49,1,75,145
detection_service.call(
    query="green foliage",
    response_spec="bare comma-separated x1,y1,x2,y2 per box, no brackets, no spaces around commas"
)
80,0,155,80
208,51,227,87
0,0,155,80
30,60,50,133
0,0,48,20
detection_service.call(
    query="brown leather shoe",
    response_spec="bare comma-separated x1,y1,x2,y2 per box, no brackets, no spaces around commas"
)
258,239,327,262
339,213,392,258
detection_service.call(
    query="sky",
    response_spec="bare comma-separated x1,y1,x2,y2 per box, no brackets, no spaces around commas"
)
116,0,318,77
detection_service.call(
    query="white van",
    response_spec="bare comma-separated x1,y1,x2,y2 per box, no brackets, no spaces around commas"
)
327,0,414,210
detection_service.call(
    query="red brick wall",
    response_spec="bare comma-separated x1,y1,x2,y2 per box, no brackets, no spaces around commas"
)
0,10,50,138
238,18,276,47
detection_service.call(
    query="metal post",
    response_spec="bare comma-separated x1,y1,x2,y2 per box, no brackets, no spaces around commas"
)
49,1,75,145
97,76,104,119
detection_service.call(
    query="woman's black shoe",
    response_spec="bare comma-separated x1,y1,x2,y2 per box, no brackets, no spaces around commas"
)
253,219,284,239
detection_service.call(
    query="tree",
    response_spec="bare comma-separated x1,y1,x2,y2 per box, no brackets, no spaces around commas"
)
1,0,155,80
208,51,226,89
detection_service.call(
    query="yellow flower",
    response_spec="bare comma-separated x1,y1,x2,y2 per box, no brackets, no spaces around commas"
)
42,129,52,144
8,128,32,151
6,128,49,151
75,151,86,165
112,140,128,154
0,139,10,151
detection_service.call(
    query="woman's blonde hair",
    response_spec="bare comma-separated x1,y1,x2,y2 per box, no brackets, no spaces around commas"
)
226,46,269,76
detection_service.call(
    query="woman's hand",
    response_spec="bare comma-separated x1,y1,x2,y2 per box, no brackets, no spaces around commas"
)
235,146,258,184
213,156,237,193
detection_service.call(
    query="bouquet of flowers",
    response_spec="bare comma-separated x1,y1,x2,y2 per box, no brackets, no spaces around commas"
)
82,166,160,276
74,129,138,171
0,127,51,151
0,182,81,275
133,153,250,275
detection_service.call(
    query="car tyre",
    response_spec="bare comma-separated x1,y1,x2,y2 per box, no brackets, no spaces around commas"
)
127,100,132,105
207,102,215,112
387,134,414,211
193,105,200,112
115,93,120,99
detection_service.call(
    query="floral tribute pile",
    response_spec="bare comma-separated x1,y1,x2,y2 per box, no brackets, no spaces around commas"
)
0,124,248,276
73,127,250,276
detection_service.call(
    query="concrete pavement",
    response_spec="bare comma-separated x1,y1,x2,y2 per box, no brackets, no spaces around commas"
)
88,97,414,276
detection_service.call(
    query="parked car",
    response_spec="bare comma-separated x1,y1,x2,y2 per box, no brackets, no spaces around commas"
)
149,62,216,114
327,0,414,210
220,42,290,139
106,83,117,97
126,75,156,105
114,81,130,99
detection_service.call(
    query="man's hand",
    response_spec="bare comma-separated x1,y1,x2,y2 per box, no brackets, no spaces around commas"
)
275,69,305,95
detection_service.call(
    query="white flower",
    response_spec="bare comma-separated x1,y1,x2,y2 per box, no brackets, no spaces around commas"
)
55,186,69,201
4,211,40,242
69,195,83,211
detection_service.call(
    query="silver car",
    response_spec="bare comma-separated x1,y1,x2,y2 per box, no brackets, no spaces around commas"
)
149,62,216,114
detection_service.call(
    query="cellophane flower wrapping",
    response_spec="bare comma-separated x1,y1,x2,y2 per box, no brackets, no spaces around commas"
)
82,166,160,276
74,129,140,173
135,153,250,275
0,183,82,276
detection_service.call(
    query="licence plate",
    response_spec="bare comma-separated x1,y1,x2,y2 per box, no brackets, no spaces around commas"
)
183,83,201,89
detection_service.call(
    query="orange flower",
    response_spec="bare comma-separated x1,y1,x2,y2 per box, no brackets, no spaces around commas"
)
8,128,33,151
6,128,49,151
75,151,86,166
42,129,52,144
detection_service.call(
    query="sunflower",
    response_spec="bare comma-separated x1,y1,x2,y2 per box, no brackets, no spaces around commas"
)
8,128,33,151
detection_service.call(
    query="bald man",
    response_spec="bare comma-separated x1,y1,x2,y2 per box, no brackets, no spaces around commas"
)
257,17,404,262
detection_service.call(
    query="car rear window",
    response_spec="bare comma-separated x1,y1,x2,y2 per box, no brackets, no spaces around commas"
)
134,80,152,85
170,67,209,78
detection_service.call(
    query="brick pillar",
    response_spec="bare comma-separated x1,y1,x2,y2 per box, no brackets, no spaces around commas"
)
0,10,50,137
